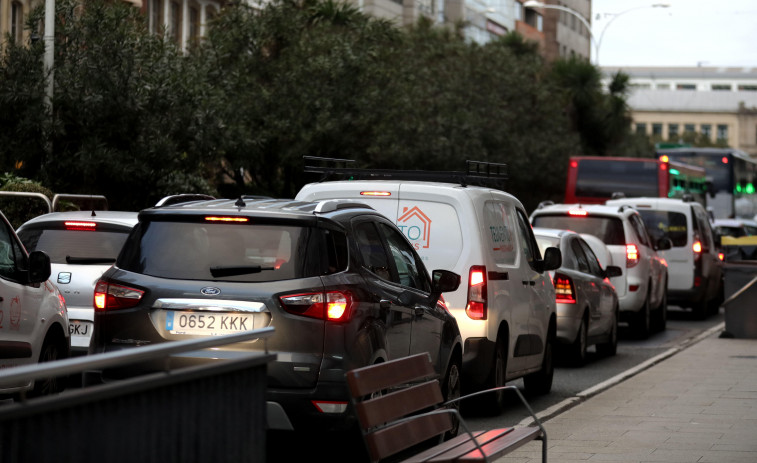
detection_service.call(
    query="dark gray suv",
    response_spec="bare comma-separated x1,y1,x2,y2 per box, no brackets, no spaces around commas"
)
90,196,462,435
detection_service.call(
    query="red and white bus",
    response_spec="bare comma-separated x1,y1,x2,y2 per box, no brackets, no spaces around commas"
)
564,156,708,205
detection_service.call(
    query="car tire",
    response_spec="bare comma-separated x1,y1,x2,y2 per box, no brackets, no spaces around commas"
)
524,331,554,396
441,355,462,440
569,316,588,367
31,334,67,397
631,291,651,339
596,306,618,357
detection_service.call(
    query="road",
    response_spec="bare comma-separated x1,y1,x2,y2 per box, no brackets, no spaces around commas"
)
463,306,725,430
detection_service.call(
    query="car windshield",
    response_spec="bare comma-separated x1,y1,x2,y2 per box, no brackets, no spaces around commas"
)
531,215,626,245
636,210,688,247
19,228,130,265
117,221,346,282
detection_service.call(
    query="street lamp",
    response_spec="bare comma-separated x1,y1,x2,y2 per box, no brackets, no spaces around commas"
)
522,1,669,65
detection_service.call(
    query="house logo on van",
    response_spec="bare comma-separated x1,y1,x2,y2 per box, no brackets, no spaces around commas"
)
397,206,432,250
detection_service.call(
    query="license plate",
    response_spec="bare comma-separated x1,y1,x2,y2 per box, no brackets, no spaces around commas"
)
69,320,93,337
165,311,255,336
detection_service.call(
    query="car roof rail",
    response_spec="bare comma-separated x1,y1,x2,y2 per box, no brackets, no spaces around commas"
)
303,156,508,187
154,194,216,207
610,191,626,200
617,204,635,213
314,199,375,214
682,193,695,202
536,200,554,209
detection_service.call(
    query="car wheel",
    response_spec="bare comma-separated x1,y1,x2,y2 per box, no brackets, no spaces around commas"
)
441,355,462,440
524,331,554,396
631,291,651,339
569,316,588,366
31,336,67,397
596,307,618,357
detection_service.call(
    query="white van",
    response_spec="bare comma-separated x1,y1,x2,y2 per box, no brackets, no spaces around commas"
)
296,171,561,410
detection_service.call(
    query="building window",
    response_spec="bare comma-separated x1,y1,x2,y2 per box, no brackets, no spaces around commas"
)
684,124,696,134
656,83,671,90
652,123,663,136
738,85,757,91
188,5,200,45
631,83,652,90
635,123,647,135
150,0,164,34
701,124,712,139
717,124,728,141
676,83,696,90
712,84,732,91
11,1,24,42
668,124,679,138
169,1,182,44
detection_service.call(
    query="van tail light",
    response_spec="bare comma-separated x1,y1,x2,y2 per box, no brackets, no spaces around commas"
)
94,280,144,312
692,240,703,260
465,266,487,320
626,244,640,268
279,291,353,322
718,252,725,261
554,273,576,304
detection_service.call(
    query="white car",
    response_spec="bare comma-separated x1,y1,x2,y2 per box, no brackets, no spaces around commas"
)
530,202,670,338
17,210,138,356
0,210,69,396
607,197,724,319
713,218,757,238
296,164,561,411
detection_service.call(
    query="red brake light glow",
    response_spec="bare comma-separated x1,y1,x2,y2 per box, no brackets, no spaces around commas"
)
94,280,144,311
204,216,249,223
722,157,729,164
568,209,588,217
554,273,576,304
65,221,97,231
360,191,391,197
466,266,487,320
279,291,353,321
626,244,640,267
659,155,669,163
692,240,703,254
718,252,725,261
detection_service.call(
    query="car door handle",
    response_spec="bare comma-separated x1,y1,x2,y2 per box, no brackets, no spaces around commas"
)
488,271,509,281
414,306,425,317
522,281,535,286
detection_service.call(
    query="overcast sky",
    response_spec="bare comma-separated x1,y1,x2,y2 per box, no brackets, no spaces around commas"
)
591,0,757,68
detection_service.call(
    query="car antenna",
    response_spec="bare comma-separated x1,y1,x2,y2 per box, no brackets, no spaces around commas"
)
235,196,246,208
91,210,97,217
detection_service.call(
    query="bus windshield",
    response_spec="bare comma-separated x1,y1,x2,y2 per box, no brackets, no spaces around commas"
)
574,159,660,200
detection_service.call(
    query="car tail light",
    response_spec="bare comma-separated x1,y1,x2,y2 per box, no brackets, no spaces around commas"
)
626,244,640,267
465,266,487,320
694,276,702,288
692,239,702,260
568,209,588,217
554,273,576,304
94,280,144,311
64,221,97,231
204,216,249,223
279,291,352,322
360,191,391,197
718,252,725,261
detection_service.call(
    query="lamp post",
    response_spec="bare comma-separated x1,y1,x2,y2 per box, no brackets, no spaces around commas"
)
522,1,669,65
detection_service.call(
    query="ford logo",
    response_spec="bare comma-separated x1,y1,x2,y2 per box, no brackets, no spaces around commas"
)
200,287,221,296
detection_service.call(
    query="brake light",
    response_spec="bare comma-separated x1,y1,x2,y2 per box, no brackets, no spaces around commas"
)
279,291,353,321
466,266,487,320
692,240,703,260
626,244,640,267
204,216,249,223
554,273,576,304
360,191,391,197
568,209,588,216
94,280,144,311
718,252,725,261
64,221,97,231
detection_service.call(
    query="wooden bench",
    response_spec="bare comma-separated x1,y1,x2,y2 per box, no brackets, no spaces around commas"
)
346,352,547,463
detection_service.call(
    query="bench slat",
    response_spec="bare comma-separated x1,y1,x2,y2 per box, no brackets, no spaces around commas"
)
365,412,453,462
356,381,444,429
346,353,435,397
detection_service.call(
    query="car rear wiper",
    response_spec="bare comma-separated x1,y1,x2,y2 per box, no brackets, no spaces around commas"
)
65,256,117,264
210,265,275,278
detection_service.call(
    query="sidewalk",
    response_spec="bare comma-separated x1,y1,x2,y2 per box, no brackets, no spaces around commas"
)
497,325,757,463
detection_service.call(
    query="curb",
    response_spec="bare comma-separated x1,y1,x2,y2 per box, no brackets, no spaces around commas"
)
518,321,726,427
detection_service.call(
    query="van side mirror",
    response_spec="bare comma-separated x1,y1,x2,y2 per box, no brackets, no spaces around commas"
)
604,265,623,278
540,247,561,272
430,269,461,306
28,250,51,283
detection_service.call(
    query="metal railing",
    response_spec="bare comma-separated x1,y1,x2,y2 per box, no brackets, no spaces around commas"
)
0,327,275,463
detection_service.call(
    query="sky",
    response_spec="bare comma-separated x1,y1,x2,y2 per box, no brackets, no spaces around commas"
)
591,0,757,68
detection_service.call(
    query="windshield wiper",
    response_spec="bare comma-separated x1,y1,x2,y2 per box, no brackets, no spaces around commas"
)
210,265,275,278
65,256,117,265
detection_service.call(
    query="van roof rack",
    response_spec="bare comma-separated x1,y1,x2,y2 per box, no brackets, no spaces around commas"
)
303,156,507,187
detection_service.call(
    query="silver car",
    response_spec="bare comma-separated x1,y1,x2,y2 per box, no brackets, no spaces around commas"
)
17,211,138,356
533,228,622,366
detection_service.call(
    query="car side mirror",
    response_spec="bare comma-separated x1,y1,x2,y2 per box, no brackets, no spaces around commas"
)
604,265,623,278
28,250,51,284
430,269,461,306
656,238,673,251
540,247,562,272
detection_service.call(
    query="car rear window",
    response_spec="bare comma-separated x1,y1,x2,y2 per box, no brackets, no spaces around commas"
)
19,228,130,264
531,215,626,245
117,221,347,282
636,210,688,247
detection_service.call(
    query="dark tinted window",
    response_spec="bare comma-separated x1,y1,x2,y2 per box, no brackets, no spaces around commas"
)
576,159,660,199
571,238,590,273
0,218,26,281
379,223,429,292
118,221,315,282
636,210,688,247
531,215,626,245
19,228,129,264
354,222,391,281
